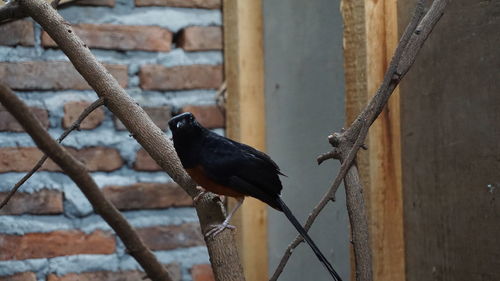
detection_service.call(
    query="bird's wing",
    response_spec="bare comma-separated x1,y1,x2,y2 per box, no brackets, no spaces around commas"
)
199,133,283,206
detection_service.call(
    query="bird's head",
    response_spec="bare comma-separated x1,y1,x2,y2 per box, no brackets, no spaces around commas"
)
168,112,203,137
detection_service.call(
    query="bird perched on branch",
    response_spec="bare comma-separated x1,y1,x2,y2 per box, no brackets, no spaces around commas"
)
169,112,342,281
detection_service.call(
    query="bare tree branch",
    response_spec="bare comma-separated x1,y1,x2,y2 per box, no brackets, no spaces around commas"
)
0,97,104,210
0,1,25,23
16,0,245,280
0,82,174,281
270,1,449,280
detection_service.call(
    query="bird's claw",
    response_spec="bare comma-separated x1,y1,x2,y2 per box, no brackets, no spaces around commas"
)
193,191,207,205
205,222,236,238
192,186,207,205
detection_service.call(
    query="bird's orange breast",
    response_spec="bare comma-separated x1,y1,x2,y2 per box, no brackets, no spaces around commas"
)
186,165,245,198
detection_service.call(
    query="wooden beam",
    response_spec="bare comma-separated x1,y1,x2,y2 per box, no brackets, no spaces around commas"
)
342,0,405,280
364,0,405,280
223,1,267,281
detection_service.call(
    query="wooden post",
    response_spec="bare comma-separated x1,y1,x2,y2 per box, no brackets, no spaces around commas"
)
364,0,406,280
342,0,405,280
223,1,267,281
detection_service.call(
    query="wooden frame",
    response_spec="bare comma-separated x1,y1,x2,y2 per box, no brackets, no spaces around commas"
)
223,0,267,280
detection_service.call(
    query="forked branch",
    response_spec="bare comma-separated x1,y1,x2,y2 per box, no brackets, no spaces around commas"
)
15,0,245,280
0,82,174,281
270,1,449,280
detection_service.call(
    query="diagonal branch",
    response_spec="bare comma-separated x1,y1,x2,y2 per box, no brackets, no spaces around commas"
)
16,1,245,280
270,0,449,280
0,97,104,210
0,82,174,281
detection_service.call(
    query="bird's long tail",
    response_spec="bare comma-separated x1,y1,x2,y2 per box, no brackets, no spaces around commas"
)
275,197,342,281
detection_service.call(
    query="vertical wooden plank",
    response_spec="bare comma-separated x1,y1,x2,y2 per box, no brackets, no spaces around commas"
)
343,0,405,280
400,0,500,280
364,0,405,280
223,1,267,281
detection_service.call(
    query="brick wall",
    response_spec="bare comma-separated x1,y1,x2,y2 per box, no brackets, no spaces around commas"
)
0,1,222,280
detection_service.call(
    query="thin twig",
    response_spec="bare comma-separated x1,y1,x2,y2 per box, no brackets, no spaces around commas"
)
0,98,104,210
215,80,227,115
0,82,174,281
51,0,61,9
270,0,449,280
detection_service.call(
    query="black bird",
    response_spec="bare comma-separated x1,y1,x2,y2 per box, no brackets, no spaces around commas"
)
169,112,342,281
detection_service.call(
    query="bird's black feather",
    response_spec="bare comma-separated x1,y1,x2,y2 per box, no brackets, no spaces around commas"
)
199,132,284,209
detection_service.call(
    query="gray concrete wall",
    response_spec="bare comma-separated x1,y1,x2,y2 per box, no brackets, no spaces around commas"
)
263,1,349,280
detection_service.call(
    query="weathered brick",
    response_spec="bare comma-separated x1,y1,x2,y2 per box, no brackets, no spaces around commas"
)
177,26,222,51
114,106,171,131
0,272,37,281
135,0,221,9
46,264,181,281
137,223,204,251
133,149,161,171
180,105,224,129
0,147,123,172
74,0,115,7
0,230,115,260
0,20,34,46
139,64,223,90
103,182,192,210
191,264,215,281
63,101,105,130
0,105,49,132
42,24,172,52
0,61,127,90
0,272,36,281
0,189,63,215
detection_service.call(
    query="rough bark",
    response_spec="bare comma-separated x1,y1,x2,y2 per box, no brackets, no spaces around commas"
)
16,1,244,280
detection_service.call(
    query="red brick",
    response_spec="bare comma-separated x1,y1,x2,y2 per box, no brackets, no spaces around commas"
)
0,272,36,281
0,189,63,215
191,264,215,281
46,264,181,281
178,26,222,51
114,106,171,131
75,0,115,6
135,0,221,9
133,149,161,171
63,101,105,130
103,182,192,210
0,61,127,90
0,230,115,260
0,147,123,172
0,105,49,132
180,105,224,129
139,64,222,90
0,20,34,46
42,24,172,52
137,223,204,251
